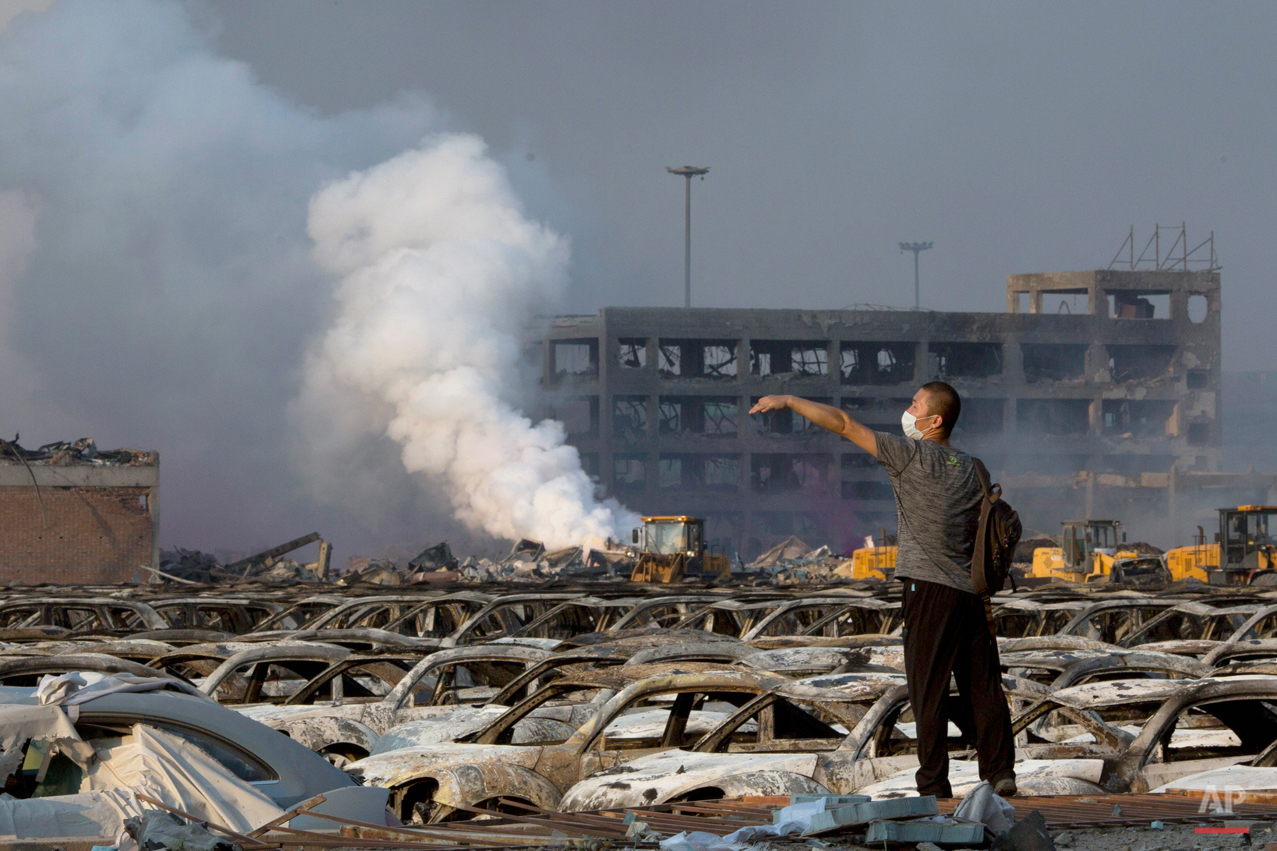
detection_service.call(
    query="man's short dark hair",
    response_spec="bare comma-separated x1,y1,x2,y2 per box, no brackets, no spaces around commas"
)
921,381,961,436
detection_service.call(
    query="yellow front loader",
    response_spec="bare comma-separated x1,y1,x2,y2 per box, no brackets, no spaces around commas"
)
1164,506,1277,585
1031,520,1137,583
629,516,732,583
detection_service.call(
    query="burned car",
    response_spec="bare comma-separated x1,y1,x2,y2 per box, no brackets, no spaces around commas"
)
372,636,761,752
998,648,1209,689
0,675,391,839
0,653,186,687
233,644,553,760
992,599,1093,638
198,642,355,703
558,671,908,811
348,663,791,823
1008,674,1277,793
1118,601,1260,648
0,598,166,636
149,596,283,632
1058,598,1181,645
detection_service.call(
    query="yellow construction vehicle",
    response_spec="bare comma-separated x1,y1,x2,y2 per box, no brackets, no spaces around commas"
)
1031,520,1138,583
1164,506,1277,585
629,516,732,583
1164,530,1215,583
835,536,897,581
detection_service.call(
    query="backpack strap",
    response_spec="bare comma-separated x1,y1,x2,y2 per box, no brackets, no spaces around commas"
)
972,457,992,498
970,456,1000,637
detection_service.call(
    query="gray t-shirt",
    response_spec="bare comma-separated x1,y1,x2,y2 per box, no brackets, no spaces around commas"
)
875,431,982,594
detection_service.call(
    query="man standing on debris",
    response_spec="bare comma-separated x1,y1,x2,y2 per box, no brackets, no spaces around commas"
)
750,383,1016,798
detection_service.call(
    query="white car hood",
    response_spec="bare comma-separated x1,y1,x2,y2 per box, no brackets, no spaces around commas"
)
560,749,818,811
351,743,546,789
372,705,510,753
234,702,364,726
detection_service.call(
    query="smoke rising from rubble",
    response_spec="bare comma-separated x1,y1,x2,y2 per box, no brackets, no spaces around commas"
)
296,137,639,549
0,0,621,554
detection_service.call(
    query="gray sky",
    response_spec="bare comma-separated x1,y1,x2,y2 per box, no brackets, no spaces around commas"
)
210,0,1271,362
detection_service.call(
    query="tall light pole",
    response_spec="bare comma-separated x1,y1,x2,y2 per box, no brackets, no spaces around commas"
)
667,166,709,308
898,241,933,310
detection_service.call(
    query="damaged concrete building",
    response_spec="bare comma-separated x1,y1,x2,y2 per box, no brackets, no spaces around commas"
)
0,441,159,584
544,269,1226,558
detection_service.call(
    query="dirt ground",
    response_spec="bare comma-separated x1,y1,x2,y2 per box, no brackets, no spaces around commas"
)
1048,820,1270,851
816,818,1275,850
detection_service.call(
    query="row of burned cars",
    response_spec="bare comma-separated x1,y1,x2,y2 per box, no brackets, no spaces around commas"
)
7,580,1277,826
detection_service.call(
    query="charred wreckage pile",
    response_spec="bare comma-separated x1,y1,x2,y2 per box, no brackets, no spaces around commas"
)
160,534,921,587
3,579,1277,847
0,436,158,467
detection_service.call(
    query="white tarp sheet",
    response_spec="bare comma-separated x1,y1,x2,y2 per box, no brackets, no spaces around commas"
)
36,671,202,705
82,724,283,832
0,790,139,840
0,704,284,840
0,703,94,782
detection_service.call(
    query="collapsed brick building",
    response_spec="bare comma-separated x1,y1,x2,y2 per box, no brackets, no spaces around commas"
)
0,440,159,584
541,268,1254,559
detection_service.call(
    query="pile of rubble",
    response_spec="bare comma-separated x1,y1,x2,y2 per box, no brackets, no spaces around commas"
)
341,540,636,585
1015,534,1057,563
746,536,860,584
459,539,627,582
1126,540,1166,556
157,548,223,583
155,533,885,589
157,548,325,585
154,533,330,586
0,436,157,466
148,529,1173,590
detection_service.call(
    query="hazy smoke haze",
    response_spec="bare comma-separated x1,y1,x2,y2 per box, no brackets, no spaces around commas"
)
0,0,616,557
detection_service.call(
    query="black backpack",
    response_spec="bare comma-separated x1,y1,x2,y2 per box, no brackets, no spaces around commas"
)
971,458,1022,634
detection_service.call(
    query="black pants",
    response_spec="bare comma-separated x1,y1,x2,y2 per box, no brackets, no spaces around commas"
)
901,577,1015,797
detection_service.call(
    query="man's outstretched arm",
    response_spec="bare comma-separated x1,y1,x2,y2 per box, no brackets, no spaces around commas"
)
748,394,878,457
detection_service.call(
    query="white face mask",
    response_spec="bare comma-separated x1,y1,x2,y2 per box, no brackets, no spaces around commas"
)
901,410,936,440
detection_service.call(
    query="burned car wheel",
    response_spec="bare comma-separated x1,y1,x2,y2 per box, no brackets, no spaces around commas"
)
320,743,369,768
397,779,441,824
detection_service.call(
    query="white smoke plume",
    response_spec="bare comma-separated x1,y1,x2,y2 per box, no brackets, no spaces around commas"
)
297,136,639,549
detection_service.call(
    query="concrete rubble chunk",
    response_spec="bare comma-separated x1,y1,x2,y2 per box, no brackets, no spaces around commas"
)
991,810,1055,851
544,546,584,570
585,547,638,575
862,815,985,845
749,536,812,569
802,795,938,834
774,794,869,822
505,538,546,564
124,811,236,851
338,559,403,585
409,542,458,571
157,548,221,583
